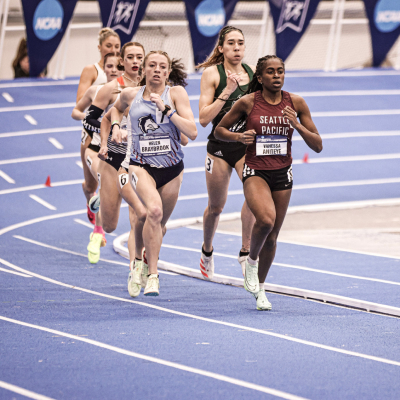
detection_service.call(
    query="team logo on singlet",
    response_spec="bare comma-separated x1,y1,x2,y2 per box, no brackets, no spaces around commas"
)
107,0,140,35
138,114,160,134
275,0,310,34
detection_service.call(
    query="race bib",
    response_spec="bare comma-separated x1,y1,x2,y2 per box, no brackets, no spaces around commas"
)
256,135,287,156
139,134,171,156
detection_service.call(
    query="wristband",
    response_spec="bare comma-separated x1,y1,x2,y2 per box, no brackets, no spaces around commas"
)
111,120,120,125
168,110,177,119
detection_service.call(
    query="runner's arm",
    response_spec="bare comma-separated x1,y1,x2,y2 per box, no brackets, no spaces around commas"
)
76,65,96,103
71,86,96,120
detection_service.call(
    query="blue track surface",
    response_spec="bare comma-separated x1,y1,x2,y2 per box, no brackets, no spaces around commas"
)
0,70,400,400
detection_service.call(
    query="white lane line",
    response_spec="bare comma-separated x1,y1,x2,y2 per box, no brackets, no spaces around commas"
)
293,153,400,164
48,137,64,150
185,140,208,148
184,166,204,173
75,161,83,169
12,235,175,276
161,244,400,286
0,126,81,139
188,90,400,101
312,109,400,118
0,80,80,89
0,267,31,277
293,130,400,141
73,218,117,237
0,152,79,166
29,195,57,210
0,179,82,195
285,71,400,78
0,380,55,400
0,317,307,400
2,92,14,102
0,102,75,113
0,170,15,184
24,115,37,125
1,257,400,366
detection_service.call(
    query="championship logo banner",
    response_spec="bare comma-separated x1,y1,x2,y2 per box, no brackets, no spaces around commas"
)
268,0,321,61
363,0,400,66
21,0,78,77
184,0,239,66
97,0,151,45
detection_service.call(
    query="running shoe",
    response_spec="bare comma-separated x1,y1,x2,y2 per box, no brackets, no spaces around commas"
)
87,233,103,264
128,260,142,298
254,290,272,311
238,252,248,277
244,258,259,294
144,274,159,296
200,246,214,280
87,204,95,225
141,249,149,288
89,193,100,214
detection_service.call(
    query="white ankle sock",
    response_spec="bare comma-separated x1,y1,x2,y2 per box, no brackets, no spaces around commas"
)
247,256,257,266
259,282,265,291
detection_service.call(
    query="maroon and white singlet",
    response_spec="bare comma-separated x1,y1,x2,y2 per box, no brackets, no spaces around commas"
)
245,90,295,170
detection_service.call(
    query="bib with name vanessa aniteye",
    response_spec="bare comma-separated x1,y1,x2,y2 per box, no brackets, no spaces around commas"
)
256,135,287,156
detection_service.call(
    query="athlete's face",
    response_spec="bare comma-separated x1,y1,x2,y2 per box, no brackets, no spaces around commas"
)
218,31,245,64
258,59,285,93
144,53,169,84
104,56,122,82
98,36,121,59
122,46,144,77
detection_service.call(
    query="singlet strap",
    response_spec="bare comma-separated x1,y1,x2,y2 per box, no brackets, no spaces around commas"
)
117,76,125,85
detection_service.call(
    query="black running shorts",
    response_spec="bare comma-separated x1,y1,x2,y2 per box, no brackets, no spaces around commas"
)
242,164,293,192
206,140,246,169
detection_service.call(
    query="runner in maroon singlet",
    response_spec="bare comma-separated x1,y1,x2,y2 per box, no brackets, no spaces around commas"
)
215,55,323,310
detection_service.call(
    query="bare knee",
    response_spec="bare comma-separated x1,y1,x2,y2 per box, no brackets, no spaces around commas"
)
103,220,118,234
255,215,275,234
147,205,163,225
207,203,223,217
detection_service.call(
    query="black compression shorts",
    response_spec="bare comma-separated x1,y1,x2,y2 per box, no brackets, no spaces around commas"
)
207,140,246,169
242,164,293,192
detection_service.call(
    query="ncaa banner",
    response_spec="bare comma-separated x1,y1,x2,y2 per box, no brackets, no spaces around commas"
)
268,0,321,61
97,0,151,46
184,0,239,66
363,0,400,66
21,0,78,77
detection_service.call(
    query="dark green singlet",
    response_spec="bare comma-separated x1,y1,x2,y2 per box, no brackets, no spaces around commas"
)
208,63,254,142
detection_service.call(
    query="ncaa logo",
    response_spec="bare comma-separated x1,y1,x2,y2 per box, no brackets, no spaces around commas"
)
195,0,225,37
33,0,63,41
374,0,400,33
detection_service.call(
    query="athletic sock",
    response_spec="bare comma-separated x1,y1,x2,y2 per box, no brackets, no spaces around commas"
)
135,258,142,262
259,282,265,291
93,225,104,234
239,249,250,257
247,256,257,266
202,246,213,257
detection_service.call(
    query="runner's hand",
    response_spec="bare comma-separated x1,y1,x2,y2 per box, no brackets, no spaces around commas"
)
111,125,122,144
120,129,128,142
237,129,256,145
282,106,299,129
149,93,164,111
226,70,242,94
98,145,108,161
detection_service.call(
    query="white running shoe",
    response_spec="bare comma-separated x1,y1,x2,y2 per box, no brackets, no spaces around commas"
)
141,249,149,288
238,252,249,277
244,258,259,294
144,274,159,296
88,193,100,214
127,260,142,298
255,290,272,311
200,246,214,280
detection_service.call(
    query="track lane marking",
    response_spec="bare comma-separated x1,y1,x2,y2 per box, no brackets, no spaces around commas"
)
29,195,57,210
0,266,31,277
48,138,64,150
1,257,400,366
24,115,37,125
2,93,14,102
12,235,175,276
161,244,400,286
0,170,15,184
0,152,80,166
0,380,55,400
0,316,308,400
0,126,81,138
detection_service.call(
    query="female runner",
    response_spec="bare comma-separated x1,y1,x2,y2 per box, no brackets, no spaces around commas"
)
110,51,197,297
215,55,322,310
197,26,256,280
75,28,120,224
75,52,122,263
83,42,147,273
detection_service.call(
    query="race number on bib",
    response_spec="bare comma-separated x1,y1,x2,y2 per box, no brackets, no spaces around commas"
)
139,135,171,156
256,135,287,156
